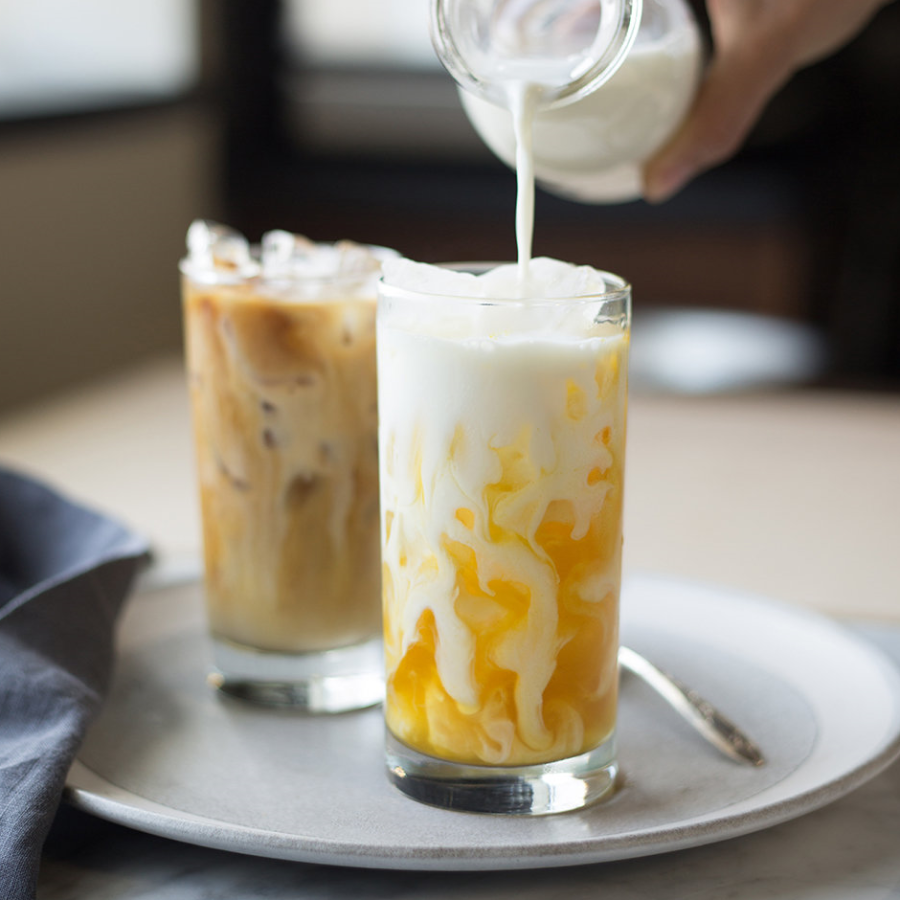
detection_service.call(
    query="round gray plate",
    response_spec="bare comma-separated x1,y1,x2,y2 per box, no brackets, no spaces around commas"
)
66,572,900,870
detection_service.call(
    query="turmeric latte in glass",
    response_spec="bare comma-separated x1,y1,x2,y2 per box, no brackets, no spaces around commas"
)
181,221,395,712
377,257,629,813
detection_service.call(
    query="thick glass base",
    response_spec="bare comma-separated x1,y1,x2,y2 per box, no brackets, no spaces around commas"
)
208,635,384,713
385,730,619,815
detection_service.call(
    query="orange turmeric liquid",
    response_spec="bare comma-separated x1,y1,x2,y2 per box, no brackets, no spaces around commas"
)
382,345,626,767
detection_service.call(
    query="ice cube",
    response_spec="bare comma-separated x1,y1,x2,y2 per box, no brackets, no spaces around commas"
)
260,230,321,280
182,220,258,281
382,258,485,298
475,263,520,298
261,231,389,282
513,257,610,298
333,240,389,277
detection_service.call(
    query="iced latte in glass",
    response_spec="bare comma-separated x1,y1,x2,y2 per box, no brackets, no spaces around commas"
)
181,221,394,711
377,257,630,813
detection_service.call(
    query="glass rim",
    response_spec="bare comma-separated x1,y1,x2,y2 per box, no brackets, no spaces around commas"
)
179,242,398,288
180,266,385,292
379,261,632,309
430,0,644,108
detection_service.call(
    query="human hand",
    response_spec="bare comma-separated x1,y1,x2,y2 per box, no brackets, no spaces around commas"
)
642,0,893,202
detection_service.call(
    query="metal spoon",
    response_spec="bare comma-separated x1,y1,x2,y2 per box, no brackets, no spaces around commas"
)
619,646,766,767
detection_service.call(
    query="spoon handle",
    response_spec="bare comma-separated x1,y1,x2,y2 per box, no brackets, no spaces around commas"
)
619,646,766,767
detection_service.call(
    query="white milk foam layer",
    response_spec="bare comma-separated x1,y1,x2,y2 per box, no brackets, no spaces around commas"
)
383,256,613,302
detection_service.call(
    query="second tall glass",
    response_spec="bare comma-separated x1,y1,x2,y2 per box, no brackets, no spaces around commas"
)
182,221,394,712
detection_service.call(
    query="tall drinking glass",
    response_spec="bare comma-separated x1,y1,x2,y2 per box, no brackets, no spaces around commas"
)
181,221,394,712
377,260,630,814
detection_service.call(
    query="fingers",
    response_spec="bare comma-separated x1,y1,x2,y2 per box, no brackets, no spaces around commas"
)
641,0,893,203
642,44,792,203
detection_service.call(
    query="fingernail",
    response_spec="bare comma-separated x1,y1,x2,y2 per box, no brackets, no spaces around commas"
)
643,164,693,204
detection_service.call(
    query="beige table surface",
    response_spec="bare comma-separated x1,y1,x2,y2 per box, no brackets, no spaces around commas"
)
1,353,897,623
3,354,900,900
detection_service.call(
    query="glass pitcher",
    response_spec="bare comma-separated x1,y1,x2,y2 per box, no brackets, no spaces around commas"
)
432,0,703,202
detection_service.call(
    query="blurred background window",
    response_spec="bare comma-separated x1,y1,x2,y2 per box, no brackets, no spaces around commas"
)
0,0,896,415
277,0,474,159
0,0,198,120
284,0,436,68
0,0,207,413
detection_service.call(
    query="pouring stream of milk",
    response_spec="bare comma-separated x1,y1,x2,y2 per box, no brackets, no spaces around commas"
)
510,82,540,294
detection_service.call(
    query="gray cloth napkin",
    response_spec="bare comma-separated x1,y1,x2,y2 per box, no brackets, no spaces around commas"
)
0,466,151,900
